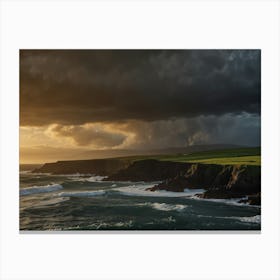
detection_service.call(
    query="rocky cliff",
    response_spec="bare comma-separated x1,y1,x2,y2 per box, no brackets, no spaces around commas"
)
32,158,132,175
106,160,261,205
105,159,189,181
33,158,261,205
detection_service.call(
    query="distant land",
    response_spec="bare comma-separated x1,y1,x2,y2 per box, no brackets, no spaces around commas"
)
20,144,246,165
20,163,43,171
20,144,246,166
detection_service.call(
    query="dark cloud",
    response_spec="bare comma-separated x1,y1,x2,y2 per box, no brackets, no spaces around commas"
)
43,113,260,149
114,113,260,149
20,50,261,126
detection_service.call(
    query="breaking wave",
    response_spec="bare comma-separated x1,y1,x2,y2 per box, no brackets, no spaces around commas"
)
234,215,261,224
138,202,188,212
20,184,63,196
115,184,205,197
188,195,260,208
197,214,261,224
58,190,105,197
29,197,70,208
68,175,108,182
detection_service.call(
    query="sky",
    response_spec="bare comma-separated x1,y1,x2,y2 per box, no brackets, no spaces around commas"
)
20,50,261,163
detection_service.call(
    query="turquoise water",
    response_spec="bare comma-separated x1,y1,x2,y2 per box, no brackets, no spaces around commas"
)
20,172,261,231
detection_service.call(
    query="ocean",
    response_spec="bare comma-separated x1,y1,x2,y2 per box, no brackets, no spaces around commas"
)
20,171,261,231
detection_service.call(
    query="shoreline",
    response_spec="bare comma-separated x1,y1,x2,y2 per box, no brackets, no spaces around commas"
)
25,158,261,206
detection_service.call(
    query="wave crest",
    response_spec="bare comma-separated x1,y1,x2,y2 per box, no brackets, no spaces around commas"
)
58,190,105,197
115,184,204,197
20,184,63,196
235,215,261,224
138,202,187,212
68,175,108,182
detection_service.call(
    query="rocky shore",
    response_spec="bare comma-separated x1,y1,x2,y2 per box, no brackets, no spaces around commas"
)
105,160,261,205
33,158,261,205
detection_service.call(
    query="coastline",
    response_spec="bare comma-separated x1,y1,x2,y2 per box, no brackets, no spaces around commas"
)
32,158,261,206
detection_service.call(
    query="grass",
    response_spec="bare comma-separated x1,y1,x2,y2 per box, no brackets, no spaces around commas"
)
173,155,260,166
117,147,261,166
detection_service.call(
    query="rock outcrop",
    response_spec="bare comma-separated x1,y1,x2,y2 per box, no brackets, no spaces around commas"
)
147,163,260,204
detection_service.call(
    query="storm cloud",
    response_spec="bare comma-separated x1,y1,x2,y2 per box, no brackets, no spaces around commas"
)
20,50,260,126
110,113,260,149
20,50,261,153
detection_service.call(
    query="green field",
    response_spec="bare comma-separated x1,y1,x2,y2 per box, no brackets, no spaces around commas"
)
119,147,261,166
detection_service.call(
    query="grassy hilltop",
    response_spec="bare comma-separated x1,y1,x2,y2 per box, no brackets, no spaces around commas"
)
117,147,261,166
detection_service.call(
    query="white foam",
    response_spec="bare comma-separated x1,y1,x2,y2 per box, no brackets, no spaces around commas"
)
234,215,261,224
197,214,261,224
30,172,52,176
68,175,108,182
139,202,187,212
19,170,31,174
52,173,94,177
115,184,205,197
90,220,135,229
20,184,63,196
192,196,244,206
189,195,260,208
58,190,105,197
85,176,108,182
30,197,70,208
183,188,205,194
113,220,134,228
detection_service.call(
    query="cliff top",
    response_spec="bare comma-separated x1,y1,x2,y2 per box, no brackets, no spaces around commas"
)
116,147,261,166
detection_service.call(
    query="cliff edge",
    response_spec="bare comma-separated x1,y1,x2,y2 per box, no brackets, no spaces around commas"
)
106,159,261,205
33,158,261,205
32,158,132,175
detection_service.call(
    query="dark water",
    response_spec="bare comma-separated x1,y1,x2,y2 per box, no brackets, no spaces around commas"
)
20,172,261,231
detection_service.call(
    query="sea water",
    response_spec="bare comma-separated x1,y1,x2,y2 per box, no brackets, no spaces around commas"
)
20,171,261,231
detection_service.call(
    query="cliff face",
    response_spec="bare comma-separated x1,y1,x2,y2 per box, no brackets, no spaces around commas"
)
195,164,261,204
32,158,132,175
33,158,261,205
106,160,261,204
105,159,189,182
